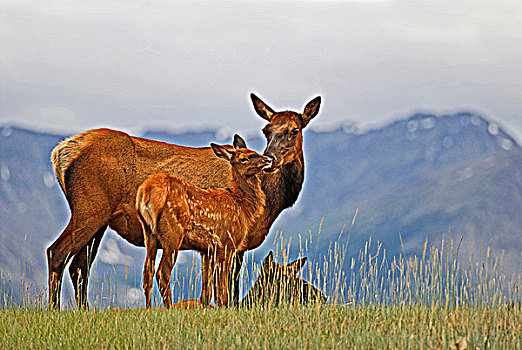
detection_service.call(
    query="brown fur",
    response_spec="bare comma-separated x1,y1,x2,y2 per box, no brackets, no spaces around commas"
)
51,130,99,195
137,139,271,308
170,299,205,309
47,94,321,310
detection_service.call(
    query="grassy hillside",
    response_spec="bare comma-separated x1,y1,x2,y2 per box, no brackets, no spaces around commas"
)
2,233,521,349
1,305,520,349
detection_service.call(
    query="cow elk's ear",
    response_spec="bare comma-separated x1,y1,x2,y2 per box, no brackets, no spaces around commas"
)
251,93,275,121
301,96,321,128
211,143,234,161
233,134,247,150
287,257,307,274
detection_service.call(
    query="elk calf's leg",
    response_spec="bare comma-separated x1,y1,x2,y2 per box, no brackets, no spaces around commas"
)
228,251,244,307
143,234,158,309
200,253,213,306
156,247,177,308
215,251,234,307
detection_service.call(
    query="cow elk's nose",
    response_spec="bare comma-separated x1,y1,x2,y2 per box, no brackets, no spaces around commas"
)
266,154,276,163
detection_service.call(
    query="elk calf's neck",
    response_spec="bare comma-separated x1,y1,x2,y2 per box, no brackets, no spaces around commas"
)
136,135,272,308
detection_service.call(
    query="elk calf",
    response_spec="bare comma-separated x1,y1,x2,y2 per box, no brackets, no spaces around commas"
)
136,135,272,308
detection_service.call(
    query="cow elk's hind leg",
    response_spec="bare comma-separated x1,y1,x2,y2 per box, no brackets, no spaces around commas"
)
68,225,106,309
47,219,72,310
46,199,111,310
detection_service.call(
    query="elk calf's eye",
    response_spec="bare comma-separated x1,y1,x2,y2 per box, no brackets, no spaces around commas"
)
290,128,299,136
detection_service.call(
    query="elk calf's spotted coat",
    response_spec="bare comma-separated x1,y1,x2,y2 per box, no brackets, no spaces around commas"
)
136,135,272,308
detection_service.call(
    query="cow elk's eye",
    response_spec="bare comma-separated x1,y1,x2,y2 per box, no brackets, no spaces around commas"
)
240,158,248,163
290,128,299,136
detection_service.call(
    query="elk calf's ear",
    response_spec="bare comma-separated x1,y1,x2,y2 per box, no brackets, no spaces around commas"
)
233,134,247,149
301,96,321,128
251,93,275,121
211,143,234,161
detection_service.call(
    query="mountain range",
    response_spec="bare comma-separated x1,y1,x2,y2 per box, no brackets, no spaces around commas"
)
0,112,520,306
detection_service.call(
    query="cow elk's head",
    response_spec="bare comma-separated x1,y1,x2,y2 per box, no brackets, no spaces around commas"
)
251,93,321,170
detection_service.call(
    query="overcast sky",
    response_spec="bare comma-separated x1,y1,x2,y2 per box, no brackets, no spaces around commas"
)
1,0,522,142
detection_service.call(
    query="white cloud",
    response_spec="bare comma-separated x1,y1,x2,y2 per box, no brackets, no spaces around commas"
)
1,0,521,140
98,237,135,266
124,287,143,306
0,164,10,182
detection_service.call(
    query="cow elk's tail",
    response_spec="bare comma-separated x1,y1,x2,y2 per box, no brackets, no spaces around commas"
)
51,129,107,196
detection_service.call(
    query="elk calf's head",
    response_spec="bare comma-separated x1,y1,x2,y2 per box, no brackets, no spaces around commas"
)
211,134,273,177
251,94,321,169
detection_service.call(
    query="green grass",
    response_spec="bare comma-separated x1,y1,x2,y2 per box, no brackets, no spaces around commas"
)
1,305,520,349
1,213,521,349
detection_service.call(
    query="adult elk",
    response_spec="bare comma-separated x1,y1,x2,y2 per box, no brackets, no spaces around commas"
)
47,94,321,309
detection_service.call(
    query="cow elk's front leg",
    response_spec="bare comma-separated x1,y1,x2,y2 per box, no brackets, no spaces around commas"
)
228,251,244,307
215,250,235,307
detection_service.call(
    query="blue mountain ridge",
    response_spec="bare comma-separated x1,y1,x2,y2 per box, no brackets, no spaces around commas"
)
0,112,520,306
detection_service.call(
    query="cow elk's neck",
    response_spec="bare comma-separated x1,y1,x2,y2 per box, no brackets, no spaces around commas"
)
262,153,304,224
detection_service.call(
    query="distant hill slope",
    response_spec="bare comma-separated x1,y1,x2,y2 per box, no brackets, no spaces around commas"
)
0,127,68,286
0,112,520,303
279,113,521,279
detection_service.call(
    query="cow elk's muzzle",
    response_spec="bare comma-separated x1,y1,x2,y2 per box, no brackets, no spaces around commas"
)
263,154,279,173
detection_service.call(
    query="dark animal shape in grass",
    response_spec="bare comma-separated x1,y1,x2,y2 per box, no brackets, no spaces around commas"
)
239,251,327,308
